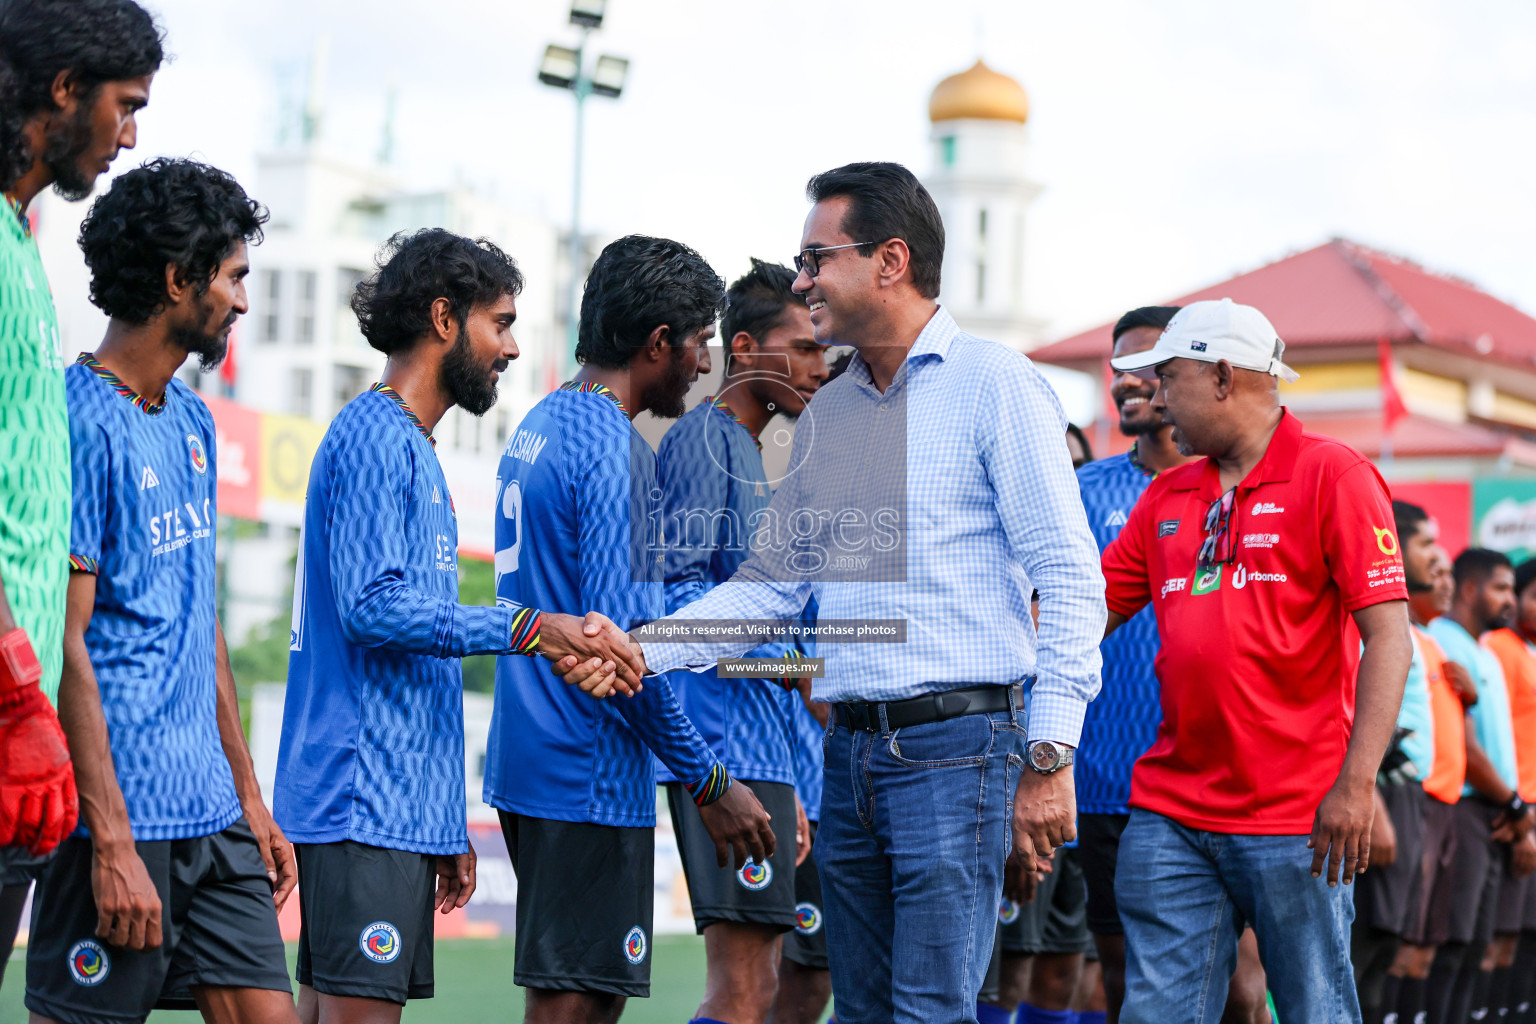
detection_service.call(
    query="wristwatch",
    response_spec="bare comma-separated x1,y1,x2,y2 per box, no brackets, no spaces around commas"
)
0,628,41,693
1027,740,1075,774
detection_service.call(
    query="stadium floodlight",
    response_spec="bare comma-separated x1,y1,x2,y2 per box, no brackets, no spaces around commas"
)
590,55,629,99
537,45,581,91
569,0,607,29
539,4,630,378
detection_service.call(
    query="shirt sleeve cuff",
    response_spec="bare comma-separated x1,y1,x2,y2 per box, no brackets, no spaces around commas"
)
507,608,541,656
638,639,714,677
1025,688,1087,747
68,554,98,573
684,763,732,806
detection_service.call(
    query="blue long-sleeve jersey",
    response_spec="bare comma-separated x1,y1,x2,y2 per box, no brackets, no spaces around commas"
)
655,397,797,785
275,386,537,856
484,384,723,827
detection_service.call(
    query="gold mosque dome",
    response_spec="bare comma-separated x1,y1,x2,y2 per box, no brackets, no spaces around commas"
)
928,60,1029,125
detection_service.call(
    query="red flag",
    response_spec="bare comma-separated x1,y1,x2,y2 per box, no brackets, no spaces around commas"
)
1378,339,1407,434
220,320,240,394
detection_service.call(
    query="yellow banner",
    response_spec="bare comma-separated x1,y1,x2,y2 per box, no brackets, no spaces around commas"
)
259,413,326,507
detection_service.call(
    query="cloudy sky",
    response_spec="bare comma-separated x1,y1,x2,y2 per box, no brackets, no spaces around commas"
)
118,0,1536,347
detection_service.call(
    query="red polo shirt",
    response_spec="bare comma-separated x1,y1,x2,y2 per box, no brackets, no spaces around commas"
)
1101,411,1408,834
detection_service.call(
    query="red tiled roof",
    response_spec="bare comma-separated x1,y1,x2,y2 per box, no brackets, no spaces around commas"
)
1032,239,1536,368
1080,411,1536,466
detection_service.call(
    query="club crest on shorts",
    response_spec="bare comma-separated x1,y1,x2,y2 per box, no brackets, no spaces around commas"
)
359,921,402,963
67,939,110,986
737,859,772,891
998,899,1021,925
623,925,648,964
186,433,208,474
794,902,823,935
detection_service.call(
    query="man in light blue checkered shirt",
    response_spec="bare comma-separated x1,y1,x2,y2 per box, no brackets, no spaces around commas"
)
560,163,1105,1023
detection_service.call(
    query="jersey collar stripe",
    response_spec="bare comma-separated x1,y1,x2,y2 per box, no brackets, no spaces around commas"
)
3,194,29,237
704,395,762,451
558,380,629,415
76,353,166,415
1126,440,1156,479
369,383,435,447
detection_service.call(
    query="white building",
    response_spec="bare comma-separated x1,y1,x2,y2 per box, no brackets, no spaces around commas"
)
924,60,1048,352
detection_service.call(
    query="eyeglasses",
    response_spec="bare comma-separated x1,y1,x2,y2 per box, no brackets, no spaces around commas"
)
793,242,876,278
1197,488,1238,571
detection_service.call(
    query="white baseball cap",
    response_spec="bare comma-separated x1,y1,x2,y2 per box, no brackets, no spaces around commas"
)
1110,298,1299,383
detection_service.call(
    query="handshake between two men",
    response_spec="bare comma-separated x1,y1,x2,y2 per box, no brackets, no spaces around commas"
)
535,611,779,872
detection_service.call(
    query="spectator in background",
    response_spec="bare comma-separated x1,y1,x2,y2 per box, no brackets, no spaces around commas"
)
1066,422,1093,470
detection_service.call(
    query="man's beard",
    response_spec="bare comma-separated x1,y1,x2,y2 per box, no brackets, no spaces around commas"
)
644,348,694,420
172,304,232,372
1118,413,1163,437
42,101,97,202
441,331,498,416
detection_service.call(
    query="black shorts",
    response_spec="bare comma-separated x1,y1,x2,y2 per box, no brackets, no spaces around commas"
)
1000,847,1094,955
667,780,798,934
294,840,436,1004
1077,812,1129,936
1497,847,1533,935
783,821,828,970
1405,792,1458,946
500,811,653,997
0,845,49,887
25,818,291,1024
1356,781,1425,936
1446,800,1503,946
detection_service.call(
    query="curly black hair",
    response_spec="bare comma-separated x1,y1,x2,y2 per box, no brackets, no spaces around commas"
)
351,228,525,356
0,53,27,192
721,257,800,349
575,234,725,369
77,158,267,324
0,0,164,119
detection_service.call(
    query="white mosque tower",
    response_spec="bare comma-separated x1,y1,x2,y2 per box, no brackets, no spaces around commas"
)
924,60,1047,352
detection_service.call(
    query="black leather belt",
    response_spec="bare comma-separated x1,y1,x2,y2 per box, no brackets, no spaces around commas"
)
833,684,1022,733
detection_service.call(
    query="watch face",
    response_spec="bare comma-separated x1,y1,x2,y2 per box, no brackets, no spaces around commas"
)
1029,743,1058,771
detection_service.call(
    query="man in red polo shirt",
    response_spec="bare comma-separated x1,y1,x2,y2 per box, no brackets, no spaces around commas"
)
1101,299,1413,1024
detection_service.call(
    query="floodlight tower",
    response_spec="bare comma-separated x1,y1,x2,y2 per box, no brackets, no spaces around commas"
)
539,0,629,378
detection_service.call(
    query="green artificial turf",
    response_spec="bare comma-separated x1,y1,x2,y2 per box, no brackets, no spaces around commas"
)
2,936,713,1024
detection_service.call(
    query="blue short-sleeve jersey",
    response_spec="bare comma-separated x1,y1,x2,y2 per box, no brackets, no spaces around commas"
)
1074,451,1164,815
655,399,796,786
275,387,532,856
484,385,723,827
67,358,239,841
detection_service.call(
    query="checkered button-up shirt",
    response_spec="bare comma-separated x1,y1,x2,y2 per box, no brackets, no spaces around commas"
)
641,306,1106,745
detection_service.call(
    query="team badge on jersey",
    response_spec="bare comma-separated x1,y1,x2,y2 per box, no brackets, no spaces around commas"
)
624,925,648,964
737,859,773,890
186,433,208,474
359,921,402,963
67,939,110,986
998,899,1022,925
795,902,823,935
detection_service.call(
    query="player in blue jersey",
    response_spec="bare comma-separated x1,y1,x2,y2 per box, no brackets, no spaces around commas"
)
27,159,299,1024
486,234,776,1023
656,259,828,1024
274,228,637,1024
1072,306,1268,1024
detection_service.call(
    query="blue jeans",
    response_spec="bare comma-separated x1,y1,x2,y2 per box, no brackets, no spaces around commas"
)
818,708,1025,1024
1115,808,1360,1024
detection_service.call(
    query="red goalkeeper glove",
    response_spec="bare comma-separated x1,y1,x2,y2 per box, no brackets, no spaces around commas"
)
0,682,78,856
